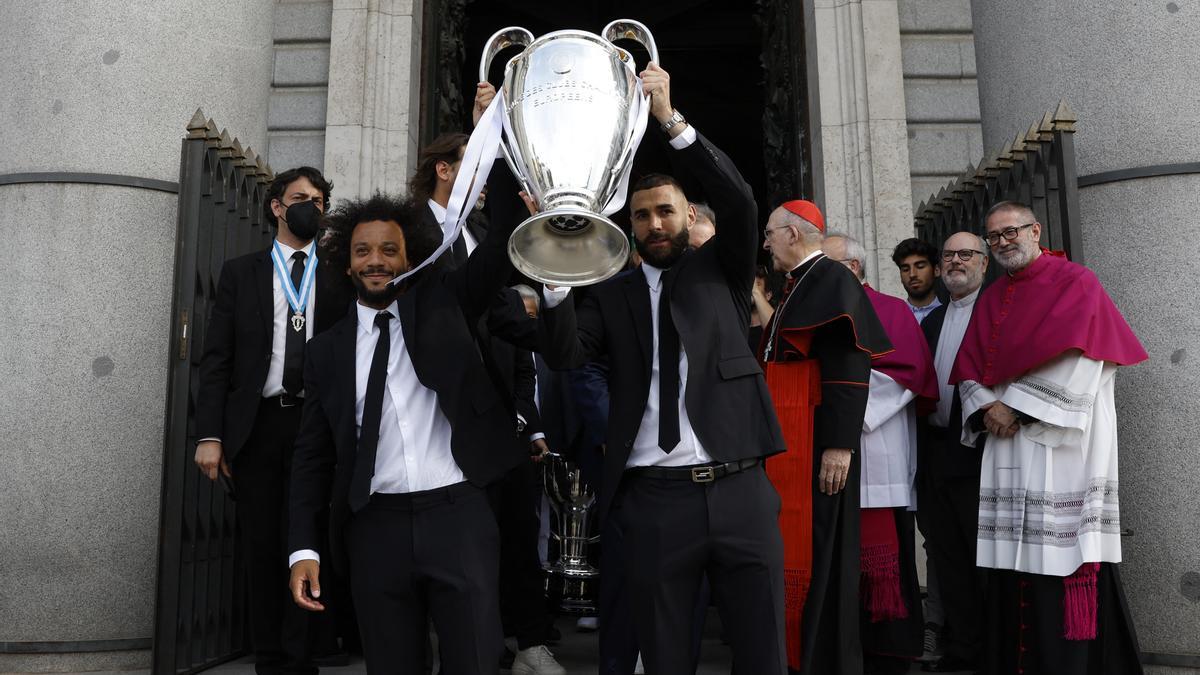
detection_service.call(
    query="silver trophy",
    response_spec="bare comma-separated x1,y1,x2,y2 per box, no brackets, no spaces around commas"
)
541,452,600,613
480,20,659,286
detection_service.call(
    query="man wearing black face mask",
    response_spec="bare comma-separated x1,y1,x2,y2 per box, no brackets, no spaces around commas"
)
196,166,353,675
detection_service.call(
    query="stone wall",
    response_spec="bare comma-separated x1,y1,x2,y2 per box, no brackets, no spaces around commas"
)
898,0,984,212
0,1,274,669
268,0,333,172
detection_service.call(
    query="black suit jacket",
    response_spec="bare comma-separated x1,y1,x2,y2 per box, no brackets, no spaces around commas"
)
196,245,353,459
539,132,787,519
288,167,549,571
919,303,983,479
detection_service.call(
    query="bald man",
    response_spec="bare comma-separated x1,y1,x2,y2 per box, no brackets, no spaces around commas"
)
915,231,988,673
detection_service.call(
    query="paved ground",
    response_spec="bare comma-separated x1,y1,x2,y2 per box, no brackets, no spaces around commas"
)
193,611,968,675
51,610,970,674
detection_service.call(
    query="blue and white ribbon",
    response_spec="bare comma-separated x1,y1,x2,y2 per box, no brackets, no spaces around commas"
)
271,241,317,318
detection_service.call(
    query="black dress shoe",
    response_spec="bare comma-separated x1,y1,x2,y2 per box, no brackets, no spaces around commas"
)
921,655,977,672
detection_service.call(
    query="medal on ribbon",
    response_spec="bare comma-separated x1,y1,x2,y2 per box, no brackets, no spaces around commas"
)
271,242,317,333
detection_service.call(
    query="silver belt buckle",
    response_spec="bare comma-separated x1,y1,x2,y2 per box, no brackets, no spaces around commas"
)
279,395,297,408
690,466,716,483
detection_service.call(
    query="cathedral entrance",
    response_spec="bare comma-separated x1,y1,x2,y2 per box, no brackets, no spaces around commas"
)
419,0,817,231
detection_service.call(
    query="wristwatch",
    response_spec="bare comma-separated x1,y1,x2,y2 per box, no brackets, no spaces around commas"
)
661,109,686,132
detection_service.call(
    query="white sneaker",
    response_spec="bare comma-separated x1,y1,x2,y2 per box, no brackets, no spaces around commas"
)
576,616,598,632
512,644,567,675
633,652,645,674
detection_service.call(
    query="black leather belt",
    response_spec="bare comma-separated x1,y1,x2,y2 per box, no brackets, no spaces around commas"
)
264,393,304,408
629,458,762,484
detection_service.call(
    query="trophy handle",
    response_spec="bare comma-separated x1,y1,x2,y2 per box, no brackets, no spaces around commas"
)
602,19,659,66
479,26,534,83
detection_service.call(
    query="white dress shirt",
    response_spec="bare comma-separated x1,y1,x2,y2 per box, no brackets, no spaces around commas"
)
262,238,317,398
541,124,706,469
625,262,714,468
289,300,466,568
930,289,978,427
428,199,478,254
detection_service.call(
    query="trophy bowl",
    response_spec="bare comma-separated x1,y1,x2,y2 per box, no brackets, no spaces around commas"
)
480,20,659,286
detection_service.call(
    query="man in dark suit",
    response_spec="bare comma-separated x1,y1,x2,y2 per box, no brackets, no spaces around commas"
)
538,62,789,674
285,161,562,671
917,231,988,673
194,166,352,674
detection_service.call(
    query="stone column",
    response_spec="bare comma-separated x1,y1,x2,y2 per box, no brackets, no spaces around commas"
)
810,0,915,296
0,1,274,670
971,2,1200,670
323,0,426,199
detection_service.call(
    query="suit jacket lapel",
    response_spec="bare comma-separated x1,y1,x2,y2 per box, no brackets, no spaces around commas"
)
254,252,275,342
396,289,418,361
622,272,653,375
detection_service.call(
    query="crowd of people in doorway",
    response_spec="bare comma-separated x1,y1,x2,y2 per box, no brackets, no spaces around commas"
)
193,63,1149,675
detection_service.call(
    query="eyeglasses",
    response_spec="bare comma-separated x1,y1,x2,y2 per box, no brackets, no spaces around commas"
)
941,249,985,262
762,226,789,239
984,223,1035,246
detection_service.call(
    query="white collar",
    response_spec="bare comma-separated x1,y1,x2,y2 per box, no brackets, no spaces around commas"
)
427,199,448,227
787,249,824,276
949,288,980,309
641,262,666,291
274,238,314,258
356,300,399,333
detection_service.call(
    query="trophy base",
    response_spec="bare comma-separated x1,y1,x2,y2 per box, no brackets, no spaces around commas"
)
544,569,599,615
508,208,630,287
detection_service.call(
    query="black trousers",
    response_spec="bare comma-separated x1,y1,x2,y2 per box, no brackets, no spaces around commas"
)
233,400,320,675
917,438,986,664
345,482,503,675
612,463,786,675
489,459,551,650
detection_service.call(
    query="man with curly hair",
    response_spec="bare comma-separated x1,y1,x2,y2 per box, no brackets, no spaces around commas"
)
286,159,561,672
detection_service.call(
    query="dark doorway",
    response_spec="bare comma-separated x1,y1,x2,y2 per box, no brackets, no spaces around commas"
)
419,0,814,240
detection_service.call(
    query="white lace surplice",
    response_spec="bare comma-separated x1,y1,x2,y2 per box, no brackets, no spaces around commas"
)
860,369,918,510
960,352,1122,577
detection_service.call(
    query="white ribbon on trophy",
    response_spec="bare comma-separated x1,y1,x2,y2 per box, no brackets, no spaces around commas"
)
388,90,507,286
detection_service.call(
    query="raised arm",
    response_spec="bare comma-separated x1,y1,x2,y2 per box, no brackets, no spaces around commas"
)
641,63,757,293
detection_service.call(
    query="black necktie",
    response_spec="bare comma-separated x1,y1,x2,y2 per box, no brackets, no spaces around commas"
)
350,311,393,512
657,278,681,453
282,250,308,395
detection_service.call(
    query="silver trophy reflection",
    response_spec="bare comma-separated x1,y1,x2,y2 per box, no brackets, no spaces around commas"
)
541,452,599,613
479,20,659,286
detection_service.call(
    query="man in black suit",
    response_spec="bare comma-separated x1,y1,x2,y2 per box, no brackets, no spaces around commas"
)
538,63,789,674
917,231,988,673
285,162,558,671
194,166,352,674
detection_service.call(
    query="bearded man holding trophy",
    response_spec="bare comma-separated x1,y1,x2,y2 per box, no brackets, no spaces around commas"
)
520,30,790,675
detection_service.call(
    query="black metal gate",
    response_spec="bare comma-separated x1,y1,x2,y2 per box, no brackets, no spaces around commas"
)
914,100,1083,265
153,110,275,674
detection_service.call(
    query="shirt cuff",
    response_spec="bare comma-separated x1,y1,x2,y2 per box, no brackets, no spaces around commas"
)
668,125,698,149
289,549,320,568
197,437,221,444
529,432,546,442
542,286,572,308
